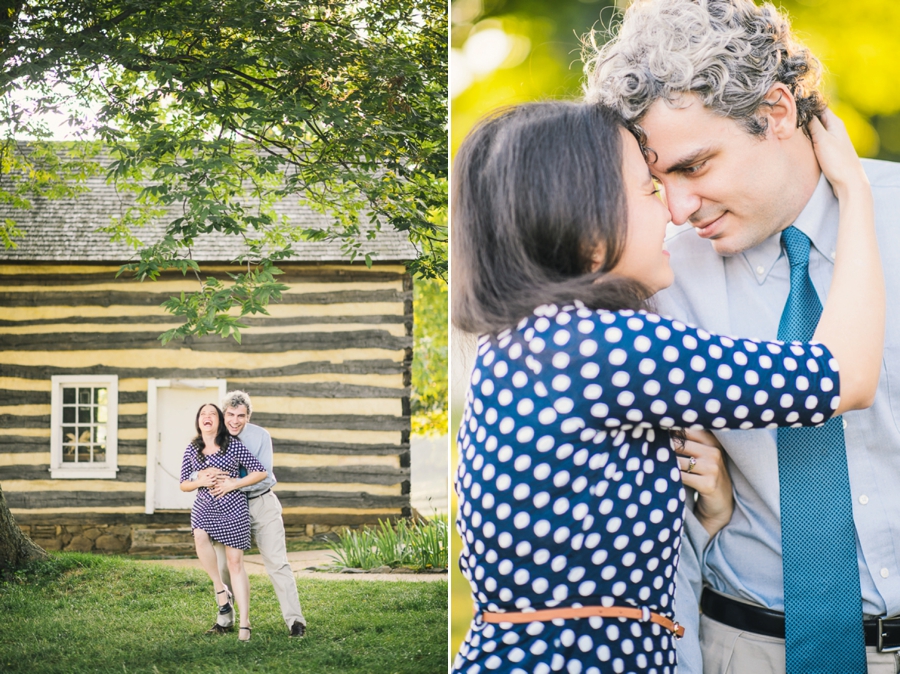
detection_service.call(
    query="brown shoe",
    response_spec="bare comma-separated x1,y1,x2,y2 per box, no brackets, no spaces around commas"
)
206,623,233,635
289,621,306,638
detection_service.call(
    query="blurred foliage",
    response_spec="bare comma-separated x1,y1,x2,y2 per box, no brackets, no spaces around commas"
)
412,274,448,437
450,0,900,654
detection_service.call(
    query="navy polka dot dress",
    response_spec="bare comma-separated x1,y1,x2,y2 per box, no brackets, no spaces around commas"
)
179,438,265,550
452,304,839,674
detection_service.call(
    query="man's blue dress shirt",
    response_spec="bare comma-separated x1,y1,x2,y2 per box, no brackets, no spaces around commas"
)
656,160,900,671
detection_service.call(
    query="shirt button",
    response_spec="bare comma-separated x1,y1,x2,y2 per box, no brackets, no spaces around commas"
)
831,251,836,259
882,568,890,579
859,495,869,505
842,419,848,429
756,265,765,275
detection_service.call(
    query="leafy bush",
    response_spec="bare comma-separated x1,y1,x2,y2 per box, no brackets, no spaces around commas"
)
327,516,448,571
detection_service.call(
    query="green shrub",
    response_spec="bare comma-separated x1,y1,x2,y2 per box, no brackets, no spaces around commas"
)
327,515,448,571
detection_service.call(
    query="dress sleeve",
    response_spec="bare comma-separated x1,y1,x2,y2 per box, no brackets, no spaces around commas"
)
179,445,195,483
500,306,839,434
231,439,266,474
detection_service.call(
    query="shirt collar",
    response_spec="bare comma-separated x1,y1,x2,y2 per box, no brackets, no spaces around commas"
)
741,172,838,284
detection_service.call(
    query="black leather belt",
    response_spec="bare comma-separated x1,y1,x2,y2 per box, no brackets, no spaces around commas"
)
248,488,271,500
701,587,900,653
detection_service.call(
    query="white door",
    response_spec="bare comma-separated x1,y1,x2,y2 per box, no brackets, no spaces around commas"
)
146,379,226,513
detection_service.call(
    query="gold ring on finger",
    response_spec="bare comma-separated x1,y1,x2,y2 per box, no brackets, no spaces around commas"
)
687,456,697,474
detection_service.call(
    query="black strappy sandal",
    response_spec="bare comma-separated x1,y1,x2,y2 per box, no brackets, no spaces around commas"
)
239,626,251,642
216,585,233,615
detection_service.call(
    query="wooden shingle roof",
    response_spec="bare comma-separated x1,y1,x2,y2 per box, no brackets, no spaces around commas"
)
0,169,417,263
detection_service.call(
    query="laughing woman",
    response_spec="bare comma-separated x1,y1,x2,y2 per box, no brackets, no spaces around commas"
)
179,403,267,641
450,102,883,673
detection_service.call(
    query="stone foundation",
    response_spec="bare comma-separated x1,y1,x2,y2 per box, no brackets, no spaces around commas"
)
18,522,353,557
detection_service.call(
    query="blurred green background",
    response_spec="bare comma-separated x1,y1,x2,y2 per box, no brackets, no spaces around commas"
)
449,0,900,658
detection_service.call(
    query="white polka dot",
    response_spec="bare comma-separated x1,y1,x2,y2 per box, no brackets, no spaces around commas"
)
514,428,533,446
533,520,551,537
552,375,571,391
581,363,600,379
609,372,629,389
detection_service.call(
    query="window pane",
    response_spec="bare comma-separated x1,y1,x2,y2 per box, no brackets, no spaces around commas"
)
93,427,107,444
94,447,106,462
96,405,107,423
78,407,92,424
63,426,77,444
76,427,91,444
63,387,75,404
78,388,91,405
63,407,75,423
76,446,89,462
95,388,107,405
62,445,76,462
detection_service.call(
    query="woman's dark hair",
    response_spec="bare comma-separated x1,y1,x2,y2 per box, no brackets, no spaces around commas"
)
192,403,231,462
452,101,650,334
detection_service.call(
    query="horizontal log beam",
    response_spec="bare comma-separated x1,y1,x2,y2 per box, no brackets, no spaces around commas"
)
275,466,409,485
0,289,410,307
253,413,409,431
270,440,408,456
0,330,411,353
0,390,147,406
229,382,408,399
0,360,404,380
0,435,49,452
6,490,146,509
0,314,408,328
0,465,146,482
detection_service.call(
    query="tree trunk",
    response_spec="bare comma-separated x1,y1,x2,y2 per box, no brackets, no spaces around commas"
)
0,482,48,571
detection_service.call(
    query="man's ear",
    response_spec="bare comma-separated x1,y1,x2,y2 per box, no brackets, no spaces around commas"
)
763,82,799,140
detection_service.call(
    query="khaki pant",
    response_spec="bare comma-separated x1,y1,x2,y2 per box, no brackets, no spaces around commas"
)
215,491,306,629
700,613,900,674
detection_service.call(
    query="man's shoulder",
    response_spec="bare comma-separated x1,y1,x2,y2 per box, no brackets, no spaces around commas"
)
863,158,900,190
239,423,271,442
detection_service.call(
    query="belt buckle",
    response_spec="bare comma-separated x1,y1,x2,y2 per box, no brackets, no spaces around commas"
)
877,617,900,653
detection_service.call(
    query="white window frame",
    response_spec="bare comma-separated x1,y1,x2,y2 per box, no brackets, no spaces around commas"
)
50,375,119,479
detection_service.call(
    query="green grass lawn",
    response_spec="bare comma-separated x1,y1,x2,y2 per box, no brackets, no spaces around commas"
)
0,553,447,674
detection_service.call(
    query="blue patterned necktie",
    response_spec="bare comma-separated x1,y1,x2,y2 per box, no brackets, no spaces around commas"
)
777,226,866,673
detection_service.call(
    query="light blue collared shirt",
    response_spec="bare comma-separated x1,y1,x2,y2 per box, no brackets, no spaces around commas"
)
657,160,900,670
238,422,277,498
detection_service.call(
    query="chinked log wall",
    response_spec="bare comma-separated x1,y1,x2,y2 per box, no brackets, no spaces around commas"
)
0,263,413,552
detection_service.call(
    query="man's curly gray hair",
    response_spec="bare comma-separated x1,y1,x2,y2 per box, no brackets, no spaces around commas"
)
584,0,825,140
222,390,253,417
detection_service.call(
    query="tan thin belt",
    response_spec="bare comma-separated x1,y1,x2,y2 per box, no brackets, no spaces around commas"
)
481,606,685,638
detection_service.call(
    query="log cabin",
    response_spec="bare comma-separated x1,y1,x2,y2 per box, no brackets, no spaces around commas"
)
0,170,416,555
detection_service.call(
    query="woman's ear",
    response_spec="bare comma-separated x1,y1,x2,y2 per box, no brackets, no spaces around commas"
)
589,244,607,273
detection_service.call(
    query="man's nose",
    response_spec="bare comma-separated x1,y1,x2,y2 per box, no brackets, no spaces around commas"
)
661,181,701,226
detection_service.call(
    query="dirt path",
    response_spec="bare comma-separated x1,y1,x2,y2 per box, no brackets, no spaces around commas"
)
137,549,447,582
